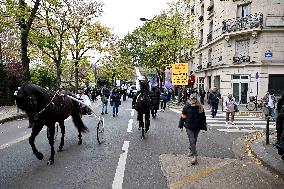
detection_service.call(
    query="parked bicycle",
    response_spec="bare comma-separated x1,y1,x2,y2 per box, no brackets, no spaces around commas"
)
246,96,263,111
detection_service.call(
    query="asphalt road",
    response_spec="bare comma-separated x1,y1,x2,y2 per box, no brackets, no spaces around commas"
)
0,98,283,189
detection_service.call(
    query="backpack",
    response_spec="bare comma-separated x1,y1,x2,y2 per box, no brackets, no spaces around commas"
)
102,88,110,98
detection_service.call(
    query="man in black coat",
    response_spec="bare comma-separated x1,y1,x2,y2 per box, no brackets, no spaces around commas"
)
149,86,160,118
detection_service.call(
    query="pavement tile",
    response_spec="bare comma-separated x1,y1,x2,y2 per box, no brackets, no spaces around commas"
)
159,154,284,189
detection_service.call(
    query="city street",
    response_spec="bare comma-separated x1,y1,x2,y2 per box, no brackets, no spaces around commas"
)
0,99,283,189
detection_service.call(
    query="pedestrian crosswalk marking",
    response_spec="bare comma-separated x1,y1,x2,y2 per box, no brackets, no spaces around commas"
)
169,108,275,133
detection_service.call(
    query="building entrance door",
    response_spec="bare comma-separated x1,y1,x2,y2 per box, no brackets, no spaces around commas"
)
231,75,250,104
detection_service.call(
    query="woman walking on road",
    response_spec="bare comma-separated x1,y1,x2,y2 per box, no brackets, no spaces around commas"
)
223,94,237,125
178,94,207,165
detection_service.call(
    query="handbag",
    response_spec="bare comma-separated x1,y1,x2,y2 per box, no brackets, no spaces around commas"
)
234,104,239,112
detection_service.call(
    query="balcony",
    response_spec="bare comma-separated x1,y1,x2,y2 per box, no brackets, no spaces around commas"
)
222,13,263,34
233,56,250,64
198,15,204,22
198,39,203,48
197,64,203,70
207,31,212,43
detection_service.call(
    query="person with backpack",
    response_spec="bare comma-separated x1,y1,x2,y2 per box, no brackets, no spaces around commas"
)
160,88,168,112
110,87,121,117
178,93,207,165
149,86,161,118
208,87,221,118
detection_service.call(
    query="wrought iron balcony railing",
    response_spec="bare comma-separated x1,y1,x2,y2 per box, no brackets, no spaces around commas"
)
197,65,203,70
207,62,212,68
207,31,212,43
198,40,203,48
233,56,250,64
222,13,263,34
198,15,204,22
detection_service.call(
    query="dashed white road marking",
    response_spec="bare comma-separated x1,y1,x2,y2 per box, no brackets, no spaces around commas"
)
169,108,181,114
131,109,135,117
217,128,261,133
112,141,130,189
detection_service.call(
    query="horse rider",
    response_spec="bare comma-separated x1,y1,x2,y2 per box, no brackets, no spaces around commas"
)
76,89,92,115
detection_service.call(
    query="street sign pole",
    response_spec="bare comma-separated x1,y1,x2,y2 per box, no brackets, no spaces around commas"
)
256,72,259,111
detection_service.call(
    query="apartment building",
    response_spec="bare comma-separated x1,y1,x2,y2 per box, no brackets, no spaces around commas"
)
185,0,284,104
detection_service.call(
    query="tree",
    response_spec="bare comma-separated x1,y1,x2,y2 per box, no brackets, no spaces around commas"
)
65,0,111,92
119,0,196,88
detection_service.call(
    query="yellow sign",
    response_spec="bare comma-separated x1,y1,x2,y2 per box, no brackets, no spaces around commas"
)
172,63,188,85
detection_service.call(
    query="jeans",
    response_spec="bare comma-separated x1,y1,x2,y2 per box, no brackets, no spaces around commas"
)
102,103,107,113
186,128,200,156
161,100,167,110
211,103,218,116
269,107,275,119
112,101,119,115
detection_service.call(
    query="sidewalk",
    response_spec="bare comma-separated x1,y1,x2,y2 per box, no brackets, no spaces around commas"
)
0,106,26,124
251,134,284,177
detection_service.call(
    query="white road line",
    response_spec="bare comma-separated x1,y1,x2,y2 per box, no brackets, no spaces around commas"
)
0,128,46,150
207,123,268,129
112,141,130,189
131,109,135,117
217,128,261,133
127,119,133,132
169,108,181,114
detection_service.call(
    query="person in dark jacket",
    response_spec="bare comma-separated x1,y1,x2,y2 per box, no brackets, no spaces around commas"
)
199,88,206,105
149,86,161,118
110,87,121,117
276,94,284,160
208,87,221,118
178,93,207,165
160,89,168,112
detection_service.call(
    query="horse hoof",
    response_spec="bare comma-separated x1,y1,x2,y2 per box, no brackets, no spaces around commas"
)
47,159,54,165
58,147,63,152
36,152,44,160
78,140,82,145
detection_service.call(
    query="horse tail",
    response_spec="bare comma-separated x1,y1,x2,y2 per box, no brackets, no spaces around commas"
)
71,100,89,133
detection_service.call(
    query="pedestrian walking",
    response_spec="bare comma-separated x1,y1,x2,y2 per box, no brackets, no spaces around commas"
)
110,87,121,117
149,86,160,118
208,87,221,118
199,88,206,105
76,89,92,115
178,93,207,165
160,89,168,112
223,94,237,125
276,94,284,144
263,90,276,120
101,90,109,115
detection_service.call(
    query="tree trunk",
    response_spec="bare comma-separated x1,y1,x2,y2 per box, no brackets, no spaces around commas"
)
74,60,79,93
21,32,31,81
55,58,62,88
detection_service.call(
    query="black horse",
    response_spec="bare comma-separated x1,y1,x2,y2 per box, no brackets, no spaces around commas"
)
132,80,152,139
16,82,89,165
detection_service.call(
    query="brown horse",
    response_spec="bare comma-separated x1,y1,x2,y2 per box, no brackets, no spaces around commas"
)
16,82,89,165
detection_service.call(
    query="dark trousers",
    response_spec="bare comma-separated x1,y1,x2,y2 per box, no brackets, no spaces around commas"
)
211,103,218,116
200,97,205,105
161,100,167,110
151,109,157,118
276,117,283,141
185,128,200,156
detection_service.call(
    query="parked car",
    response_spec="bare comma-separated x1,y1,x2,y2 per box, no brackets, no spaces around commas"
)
127,85,137,98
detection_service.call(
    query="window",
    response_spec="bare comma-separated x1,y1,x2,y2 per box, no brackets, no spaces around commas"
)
235,39,250,57
199,29,204,47
207,21,213,42
208,48,212,63
237,4,251,18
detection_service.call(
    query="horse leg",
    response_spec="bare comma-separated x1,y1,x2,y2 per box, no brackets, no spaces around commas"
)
140,114,145,139
145,111,150,133
47,124,56,165
78,131,82,145
29,122,44,160
58,121,65,152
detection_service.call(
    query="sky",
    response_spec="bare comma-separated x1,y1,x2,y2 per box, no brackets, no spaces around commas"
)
98,0,173,38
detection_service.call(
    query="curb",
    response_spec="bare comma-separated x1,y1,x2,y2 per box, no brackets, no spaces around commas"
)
251,136,284,178
0,114,27,124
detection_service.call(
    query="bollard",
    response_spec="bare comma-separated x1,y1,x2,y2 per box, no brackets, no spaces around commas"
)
266,116,270,145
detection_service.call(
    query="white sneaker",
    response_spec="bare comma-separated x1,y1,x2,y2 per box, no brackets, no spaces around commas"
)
191,156,197,165
225,121,228,126
231,122,235,125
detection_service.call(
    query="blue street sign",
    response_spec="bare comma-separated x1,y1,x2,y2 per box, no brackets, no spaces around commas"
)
265,50,273,57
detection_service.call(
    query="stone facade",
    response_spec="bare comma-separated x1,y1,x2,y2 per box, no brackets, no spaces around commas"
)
185,0,284,104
